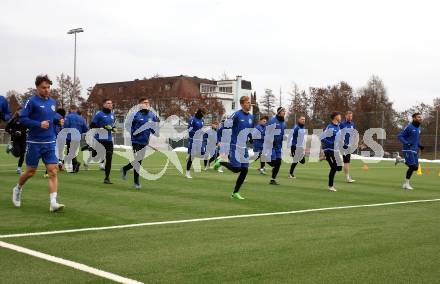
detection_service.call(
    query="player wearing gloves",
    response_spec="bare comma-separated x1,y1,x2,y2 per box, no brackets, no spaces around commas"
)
5,107,27,174
397,112,423,190
90,99,116,184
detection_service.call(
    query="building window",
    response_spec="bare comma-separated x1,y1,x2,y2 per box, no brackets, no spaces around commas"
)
98,88,104,95
219,86,233,93
201,84,217,93
164,83,172,91
118,86,124,93
232,101,236,110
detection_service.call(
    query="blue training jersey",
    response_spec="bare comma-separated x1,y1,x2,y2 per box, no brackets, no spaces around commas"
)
0,95,11,122
188,116,204,141
339,120,355,146
91,110,115,142
19,94,60,143
131,110,159,145
321,122,341,151
290,123,305,147
253,124,266,150
64,112,89,141
267,115,285,150
398,122,421,152
226,109,254,146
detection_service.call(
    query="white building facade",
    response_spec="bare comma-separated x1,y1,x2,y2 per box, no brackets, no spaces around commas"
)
200,75,253,116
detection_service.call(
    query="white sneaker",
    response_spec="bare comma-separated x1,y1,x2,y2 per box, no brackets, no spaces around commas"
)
402,183,414,190
346,177,356,183
12,185,22,207
328,186,337,192
99,163,105,171
288,174,296,179
217,167,224,173
185,171,192,179
134,184,141,190
50,203,65,212
16,167,22,174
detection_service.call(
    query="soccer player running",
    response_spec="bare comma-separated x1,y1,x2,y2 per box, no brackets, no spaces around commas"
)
186,108,205,179
90,99,116,184
288,115,306,179
321,111,343,192
12,75,65,212
6,107,27,174
397,112,423,190
339,111,356,183
120,98,159,189
64,105,89,173
214,96,254,199
253,116,268,175
266,107,286,185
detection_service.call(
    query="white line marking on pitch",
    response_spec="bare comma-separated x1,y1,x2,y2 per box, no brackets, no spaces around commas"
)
0,240,143,284
1,198,439,239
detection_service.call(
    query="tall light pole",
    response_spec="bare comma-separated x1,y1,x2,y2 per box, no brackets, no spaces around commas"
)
67,28,84,93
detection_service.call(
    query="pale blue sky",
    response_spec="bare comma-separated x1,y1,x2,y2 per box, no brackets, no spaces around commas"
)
0,0,439,110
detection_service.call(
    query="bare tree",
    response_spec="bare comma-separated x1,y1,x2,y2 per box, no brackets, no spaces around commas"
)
259,89,276,116
218,72,230,81
54,73,82,109
354,75,395,133
5,90,22,113
287,83,310,127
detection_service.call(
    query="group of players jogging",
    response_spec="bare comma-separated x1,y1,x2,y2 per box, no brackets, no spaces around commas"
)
0,75,425,211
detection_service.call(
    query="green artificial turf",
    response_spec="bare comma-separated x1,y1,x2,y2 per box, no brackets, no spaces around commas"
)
0,145,439,283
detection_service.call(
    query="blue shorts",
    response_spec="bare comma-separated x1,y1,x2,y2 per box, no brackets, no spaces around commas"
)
403,150,419,166
253,146,263,153
253,141,263,153
26,142,58,168
188,139,206,156
271,148,282,161
229,145,249,168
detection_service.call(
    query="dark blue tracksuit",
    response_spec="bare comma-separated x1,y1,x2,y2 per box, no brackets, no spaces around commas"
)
122,109,159,185
398,122,421,167
90,109,115,180
321,122,343,187
187,115,204,156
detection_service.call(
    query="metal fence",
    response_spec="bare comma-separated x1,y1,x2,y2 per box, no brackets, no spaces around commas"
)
1,110,438,159
289,110,440,160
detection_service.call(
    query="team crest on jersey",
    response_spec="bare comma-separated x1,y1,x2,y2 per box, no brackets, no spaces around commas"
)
51,105,55,111
111,115,114,120
249,118,252,124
